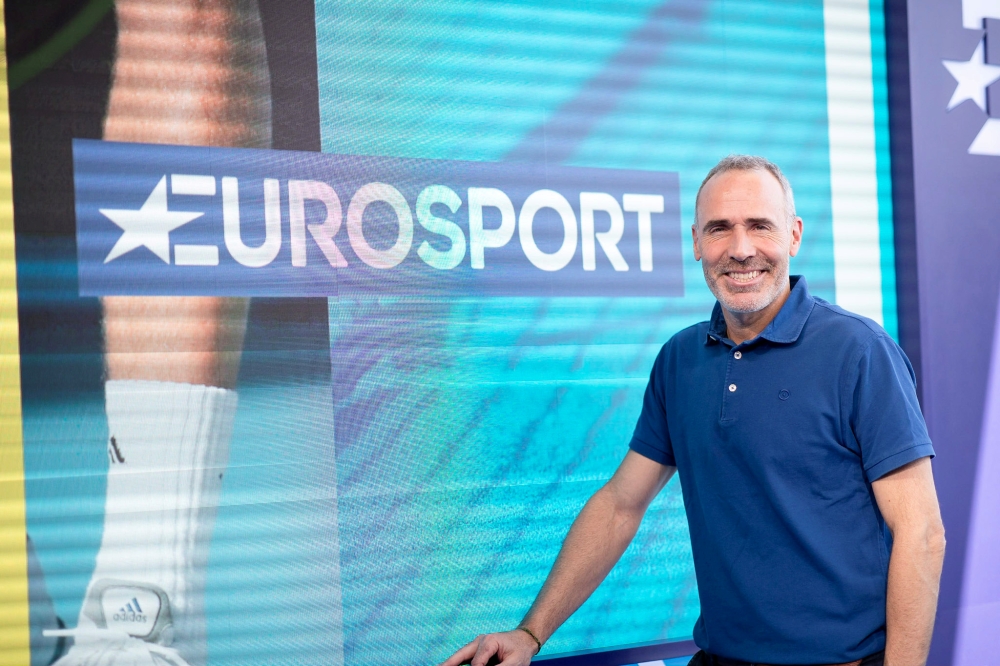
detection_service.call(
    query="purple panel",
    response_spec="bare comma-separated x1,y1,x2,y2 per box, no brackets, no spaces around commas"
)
953,288,1000,664
905,0,1000,661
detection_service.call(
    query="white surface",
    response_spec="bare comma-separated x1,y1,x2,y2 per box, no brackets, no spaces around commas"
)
823,0,885,324
969,118,1000,155
943,40,1000,112
962,0,1000,29
84,381,238,666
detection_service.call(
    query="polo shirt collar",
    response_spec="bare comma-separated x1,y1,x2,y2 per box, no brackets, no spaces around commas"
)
706,275,814,346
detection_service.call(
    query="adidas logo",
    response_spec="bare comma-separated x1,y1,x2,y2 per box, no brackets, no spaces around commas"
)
97,584,163,640
112,597,147,624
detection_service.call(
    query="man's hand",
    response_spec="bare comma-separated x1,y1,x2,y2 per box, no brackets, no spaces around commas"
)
439,629,539,666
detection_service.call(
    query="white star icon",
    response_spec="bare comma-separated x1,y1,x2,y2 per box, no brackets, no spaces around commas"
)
101,175,204,264
943,40,1000,112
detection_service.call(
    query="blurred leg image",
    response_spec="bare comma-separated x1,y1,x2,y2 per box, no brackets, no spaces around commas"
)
51,1,270,664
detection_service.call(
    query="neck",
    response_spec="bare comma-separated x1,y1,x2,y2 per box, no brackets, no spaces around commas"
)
721,284,792,345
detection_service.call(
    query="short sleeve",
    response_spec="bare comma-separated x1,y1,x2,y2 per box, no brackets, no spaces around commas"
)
850,333,934,481
629,345,676,466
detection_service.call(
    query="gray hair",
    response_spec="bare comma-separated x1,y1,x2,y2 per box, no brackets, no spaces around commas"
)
694,155,796,226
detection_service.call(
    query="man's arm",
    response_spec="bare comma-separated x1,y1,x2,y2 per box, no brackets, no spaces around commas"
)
440,451,676,666
871,457,946,666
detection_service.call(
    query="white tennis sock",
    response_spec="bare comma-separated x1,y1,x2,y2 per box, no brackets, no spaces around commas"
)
75,380,238,666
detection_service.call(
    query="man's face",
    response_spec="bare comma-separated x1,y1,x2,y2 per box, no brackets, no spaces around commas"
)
692,169,803,314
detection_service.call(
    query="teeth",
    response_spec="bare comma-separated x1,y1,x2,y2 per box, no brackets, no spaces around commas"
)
729,270,761,283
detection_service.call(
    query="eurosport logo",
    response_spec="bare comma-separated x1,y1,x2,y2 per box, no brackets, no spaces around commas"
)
942,0,1000,155
74,140,683,297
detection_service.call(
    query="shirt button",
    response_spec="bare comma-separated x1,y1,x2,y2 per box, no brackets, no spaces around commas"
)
729,384,737,392
734,351,742,360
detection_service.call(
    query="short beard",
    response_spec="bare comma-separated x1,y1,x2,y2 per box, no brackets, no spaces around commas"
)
703,258,789,314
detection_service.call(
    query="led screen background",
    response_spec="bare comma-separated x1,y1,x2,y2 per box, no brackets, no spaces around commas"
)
5,1,898,665
315,0,895,662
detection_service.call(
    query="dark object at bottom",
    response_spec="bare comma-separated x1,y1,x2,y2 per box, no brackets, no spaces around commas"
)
687,649,885,666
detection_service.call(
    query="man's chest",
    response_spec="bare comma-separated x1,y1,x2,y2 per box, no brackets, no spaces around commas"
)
664,344,860,490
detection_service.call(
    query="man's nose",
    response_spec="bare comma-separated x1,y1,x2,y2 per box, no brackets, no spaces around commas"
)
728,226,755,261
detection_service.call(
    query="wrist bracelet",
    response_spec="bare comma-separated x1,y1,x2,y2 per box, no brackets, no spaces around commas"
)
518,626,543,654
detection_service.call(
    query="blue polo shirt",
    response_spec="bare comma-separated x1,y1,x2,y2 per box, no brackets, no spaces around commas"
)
629,276,934,664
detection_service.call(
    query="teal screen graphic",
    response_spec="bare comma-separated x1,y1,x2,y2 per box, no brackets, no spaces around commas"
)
316,0,895,663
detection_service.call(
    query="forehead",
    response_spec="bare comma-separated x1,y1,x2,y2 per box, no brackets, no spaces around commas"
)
697,169,785,223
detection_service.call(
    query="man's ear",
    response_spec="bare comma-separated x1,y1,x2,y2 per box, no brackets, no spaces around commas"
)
691,224,702,261
788,217,803,258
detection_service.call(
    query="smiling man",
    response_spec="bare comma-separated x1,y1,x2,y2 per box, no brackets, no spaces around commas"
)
442,155,945,666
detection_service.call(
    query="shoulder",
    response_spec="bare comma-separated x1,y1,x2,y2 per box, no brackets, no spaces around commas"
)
808,298,914,379
809,298,891,350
